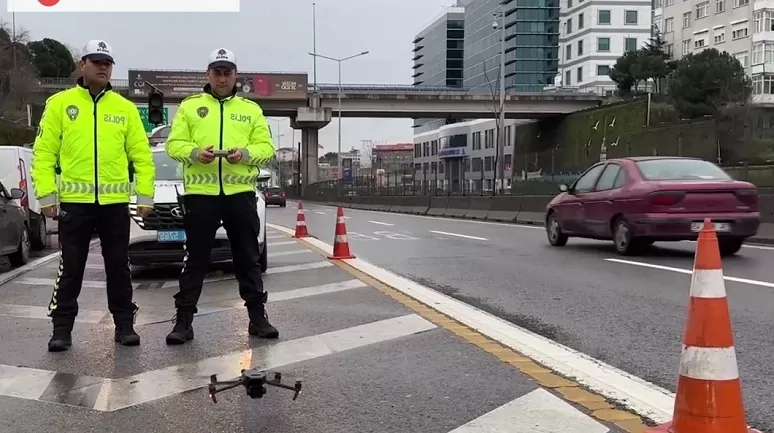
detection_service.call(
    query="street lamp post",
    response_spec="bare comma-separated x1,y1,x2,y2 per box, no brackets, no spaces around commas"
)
493,9,506,195
308,50,370,189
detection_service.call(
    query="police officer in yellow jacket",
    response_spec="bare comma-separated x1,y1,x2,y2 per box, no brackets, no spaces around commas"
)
164,48,277,345
31,40,156,352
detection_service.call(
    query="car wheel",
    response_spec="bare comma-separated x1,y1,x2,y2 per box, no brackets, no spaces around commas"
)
9,224,30,267
613,218,640,256
546,213,568,246
719,238,743,256
30,214,47,251
259,235,268,273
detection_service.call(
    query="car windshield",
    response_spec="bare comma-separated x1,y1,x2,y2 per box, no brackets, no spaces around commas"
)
153,151,183,181
635,159,731,181
268,188,282,193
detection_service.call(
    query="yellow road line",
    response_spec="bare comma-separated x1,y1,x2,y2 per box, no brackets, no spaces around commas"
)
290,236,651,432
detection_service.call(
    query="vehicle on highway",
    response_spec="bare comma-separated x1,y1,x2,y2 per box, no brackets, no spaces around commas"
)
0,181,30,266
545,156,759,256
263,187,286,207
0,146,48,250
127,145,269,272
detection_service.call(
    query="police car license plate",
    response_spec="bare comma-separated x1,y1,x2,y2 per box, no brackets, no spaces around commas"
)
157,230,186,242
691,222,731,232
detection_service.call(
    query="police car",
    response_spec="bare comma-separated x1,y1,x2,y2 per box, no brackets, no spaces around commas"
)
127,144,269,271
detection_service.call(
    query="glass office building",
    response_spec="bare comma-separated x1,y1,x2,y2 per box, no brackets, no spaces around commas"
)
463,0,560,92
412,6,465,134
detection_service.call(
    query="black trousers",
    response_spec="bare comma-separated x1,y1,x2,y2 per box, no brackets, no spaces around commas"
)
174,192,266,314
49,202,135,327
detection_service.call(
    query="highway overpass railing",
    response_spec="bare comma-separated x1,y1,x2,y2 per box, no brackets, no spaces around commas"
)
34,77,610,96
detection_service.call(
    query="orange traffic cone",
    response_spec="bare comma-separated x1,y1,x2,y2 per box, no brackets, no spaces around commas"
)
328,207,355,260
647,218,760,433
292,201,309,238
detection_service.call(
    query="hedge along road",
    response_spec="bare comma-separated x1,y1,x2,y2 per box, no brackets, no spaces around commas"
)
273,200,774,432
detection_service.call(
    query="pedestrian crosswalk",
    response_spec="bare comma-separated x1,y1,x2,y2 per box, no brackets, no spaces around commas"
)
0,226,625,433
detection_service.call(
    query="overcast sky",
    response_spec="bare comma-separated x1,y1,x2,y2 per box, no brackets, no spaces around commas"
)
2,0,456,153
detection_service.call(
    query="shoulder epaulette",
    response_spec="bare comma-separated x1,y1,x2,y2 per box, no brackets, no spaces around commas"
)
181,93,205,104
45,88,72,104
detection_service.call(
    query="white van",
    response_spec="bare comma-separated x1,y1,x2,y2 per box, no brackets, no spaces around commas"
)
127,144,269,271
0,145,48,250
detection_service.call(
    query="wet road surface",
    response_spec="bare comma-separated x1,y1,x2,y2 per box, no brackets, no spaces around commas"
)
272,200,774,432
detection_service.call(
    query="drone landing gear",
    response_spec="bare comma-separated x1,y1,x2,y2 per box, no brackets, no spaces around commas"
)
208,369,302,403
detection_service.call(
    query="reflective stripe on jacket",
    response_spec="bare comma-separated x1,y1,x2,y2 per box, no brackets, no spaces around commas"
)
31,79,156,207
165,85,274,196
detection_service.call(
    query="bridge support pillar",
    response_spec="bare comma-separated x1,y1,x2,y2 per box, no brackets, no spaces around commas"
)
290,104,332,197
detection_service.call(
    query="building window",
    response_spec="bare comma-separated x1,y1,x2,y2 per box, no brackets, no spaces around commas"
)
625,37,638,51
732,23,749,40
694,33,708,48
568,0,573,7
752,42,774,64
683,12,691,28
598,10,611,24
734,51,749,68
597,65,610,76
567,17,573,33
666,0,674,6
682,39,692,55
665,17,674,33
625,10,638,24
565,44,572,61
577,40,583,55
576,66,583,83
484,156,492,171
597,37,611,52
565,70,572,85
752,74,774,94
754,11,774,33
578,13,584,29
654,0,663,6
734,0,749,7
715,0,725,13
472,131,481,150
484,129,494,149
665,43,674,56
414,143,420,157
713,27,725,44
696,1,709,19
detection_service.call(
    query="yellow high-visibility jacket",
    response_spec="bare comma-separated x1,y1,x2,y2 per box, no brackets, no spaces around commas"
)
31,80,155,208
165,87,274,196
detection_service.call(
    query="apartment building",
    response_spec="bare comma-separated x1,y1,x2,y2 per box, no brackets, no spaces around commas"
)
558,0,653,95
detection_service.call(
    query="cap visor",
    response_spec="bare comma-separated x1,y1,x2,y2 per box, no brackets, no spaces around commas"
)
208,61,236,70
84,53,115,64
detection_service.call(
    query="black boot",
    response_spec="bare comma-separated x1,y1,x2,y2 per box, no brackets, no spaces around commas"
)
248,302,279,339
48,320,73,352
166,311,194,345
114,322,141,346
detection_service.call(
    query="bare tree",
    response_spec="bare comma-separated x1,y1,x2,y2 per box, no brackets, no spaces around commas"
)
482,60,512,195
0,20,36,121
360,139,375,167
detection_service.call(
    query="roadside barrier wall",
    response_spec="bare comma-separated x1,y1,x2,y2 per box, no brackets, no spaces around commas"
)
301,193,774,226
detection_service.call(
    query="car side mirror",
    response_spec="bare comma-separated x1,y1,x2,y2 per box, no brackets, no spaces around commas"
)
128,163,135,183
9,188,25,200
559,184,569,193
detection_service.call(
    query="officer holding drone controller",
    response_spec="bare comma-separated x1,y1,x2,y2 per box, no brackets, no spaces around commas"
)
164,48,277,345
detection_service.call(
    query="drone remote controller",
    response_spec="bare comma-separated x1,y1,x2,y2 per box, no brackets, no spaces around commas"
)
211,150,231,158
207,368,302,403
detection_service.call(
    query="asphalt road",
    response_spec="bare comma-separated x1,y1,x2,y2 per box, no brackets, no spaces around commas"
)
0,222,625,432
274,200,774,432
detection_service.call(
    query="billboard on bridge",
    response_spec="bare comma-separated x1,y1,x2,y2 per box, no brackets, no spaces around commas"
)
127,70,308,100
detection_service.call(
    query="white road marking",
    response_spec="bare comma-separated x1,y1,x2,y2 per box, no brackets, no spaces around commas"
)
14,278,140,289
0,303,107,324
266,234,286,239
604,258,774,288
90,314,435,411
430,230,487,241
267,249,312,257
679,240,774,251
267,240,297,247
158,261,334,289
267,221,677,425
348,232,380,241
314,211,326,215
369,220,394,226
0,239,100,286
447,388,609,433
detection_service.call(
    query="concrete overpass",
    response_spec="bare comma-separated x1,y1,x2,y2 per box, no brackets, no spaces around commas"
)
34,73,603,192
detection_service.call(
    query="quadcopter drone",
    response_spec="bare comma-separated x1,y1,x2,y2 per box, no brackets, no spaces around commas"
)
207,368,302,403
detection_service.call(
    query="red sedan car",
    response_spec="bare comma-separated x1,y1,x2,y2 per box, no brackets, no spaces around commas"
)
545,157,760,256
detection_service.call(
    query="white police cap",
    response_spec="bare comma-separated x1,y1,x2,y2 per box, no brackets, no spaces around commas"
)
82,40,114,64
208,48,237,70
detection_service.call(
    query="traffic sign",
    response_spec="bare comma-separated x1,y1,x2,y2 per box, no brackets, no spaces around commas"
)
137,107,169,132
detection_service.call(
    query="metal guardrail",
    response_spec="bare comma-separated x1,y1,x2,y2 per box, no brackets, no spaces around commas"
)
34,77,602,96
